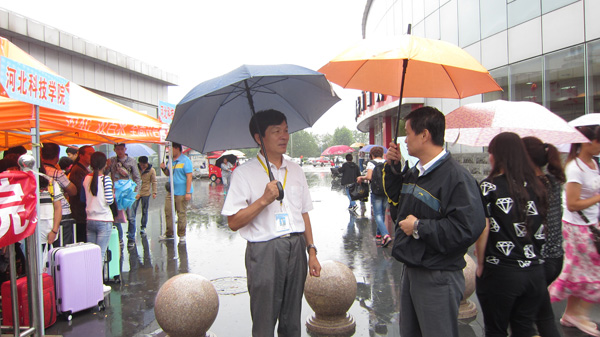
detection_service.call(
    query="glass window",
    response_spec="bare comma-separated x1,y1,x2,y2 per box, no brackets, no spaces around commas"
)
542,0,577,14
508,0,541,28
510,57,543,105
545,46,585,121
483,67,509,102
588,40,600,115
457,0,480,47
480,1,507,39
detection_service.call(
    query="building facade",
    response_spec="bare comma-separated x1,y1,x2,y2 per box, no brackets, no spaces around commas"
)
358,0,600,151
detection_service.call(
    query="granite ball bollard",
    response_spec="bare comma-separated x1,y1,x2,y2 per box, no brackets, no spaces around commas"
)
459,254,477,320
154,273,219,337
304,260,357,336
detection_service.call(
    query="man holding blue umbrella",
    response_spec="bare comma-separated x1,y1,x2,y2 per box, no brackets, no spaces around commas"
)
222,109,321,336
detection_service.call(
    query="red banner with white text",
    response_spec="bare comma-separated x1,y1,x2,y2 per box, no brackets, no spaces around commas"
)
0,171,37,247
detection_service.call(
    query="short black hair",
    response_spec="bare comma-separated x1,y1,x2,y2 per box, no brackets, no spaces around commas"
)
248,109,287,144
58,156,73,170
405,106,446,146
114,143,126,149
4,146,27,157
345,153,353,161
138,156,149,164
172,142,183,152
41,143,60,160
65,147,78,155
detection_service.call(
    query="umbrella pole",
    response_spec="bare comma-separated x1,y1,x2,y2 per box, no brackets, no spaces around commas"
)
243,80,284,201
393,24,412,144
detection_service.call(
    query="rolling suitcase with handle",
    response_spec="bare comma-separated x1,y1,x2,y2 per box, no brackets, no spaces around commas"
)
1,273,57,328
103,226,121,283
48,243,105,320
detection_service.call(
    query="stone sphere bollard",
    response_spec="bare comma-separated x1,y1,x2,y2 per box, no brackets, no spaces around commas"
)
459,254,477,320
154,273,219,337
304,260,357,336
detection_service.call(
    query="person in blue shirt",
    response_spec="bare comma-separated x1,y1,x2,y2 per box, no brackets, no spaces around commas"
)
159,142,193,243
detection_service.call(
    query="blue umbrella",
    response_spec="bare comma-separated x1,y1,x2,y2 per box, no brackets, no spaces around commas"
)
359,144,388,154
108,143,156,158
167,64,340,200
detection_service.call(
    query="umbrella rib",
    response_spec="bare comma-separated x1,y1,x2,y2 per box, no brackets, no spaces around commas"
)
441,65,461,98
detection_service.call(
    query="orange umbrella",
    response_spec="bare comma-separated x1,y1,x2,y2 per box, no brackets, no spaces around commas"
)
319,34,501,98
319,28,502,140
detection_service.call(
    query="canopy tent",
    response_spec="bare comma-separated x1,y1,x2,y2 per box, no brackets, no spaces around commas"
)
0,37,167,150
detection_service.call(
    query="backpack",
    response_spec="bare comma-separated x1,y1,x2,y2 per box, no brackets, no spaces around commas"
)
369,160,385,196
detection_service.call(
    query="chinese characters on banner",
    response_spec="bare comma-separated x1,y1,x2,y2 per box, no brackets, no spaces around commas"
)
0,171,37,248
158,101,175,125
0,56,70,112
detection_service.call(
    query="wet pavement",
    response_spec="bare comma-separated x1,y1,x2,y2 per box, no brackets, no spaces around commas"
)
43,167,599,337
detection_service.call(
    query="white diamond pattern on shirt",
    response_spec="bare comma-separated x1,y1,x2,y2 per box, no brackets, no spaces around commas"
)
526,201,538,216
534,225,545,240
480,182,496,196
486,256,500,265
496,197,513,214
518,260,532,268
489,218,500,232
513,223,526,237
523,244,536,259
496,241,515,256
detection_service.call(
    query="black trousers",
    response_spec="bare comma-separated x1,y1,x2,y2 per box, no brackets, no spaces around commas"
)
476,265,546,337
536,256,563,337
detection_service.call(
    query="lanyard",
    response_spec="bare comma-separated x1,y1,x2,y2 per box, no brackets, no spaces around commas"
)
257,155,287,204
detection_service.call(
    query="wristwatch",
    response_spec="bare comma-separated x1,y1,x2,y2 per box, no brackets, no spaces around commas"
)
412,219,420,239
306,244,317,254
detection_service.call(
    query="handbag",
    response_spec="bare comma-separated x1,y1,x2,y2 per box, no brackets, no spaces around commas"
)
577,210,600,254
349,182,369,201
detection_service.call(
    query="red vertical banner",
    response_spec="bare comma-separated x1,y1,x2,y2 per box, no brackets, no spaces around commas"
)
0,171,37,247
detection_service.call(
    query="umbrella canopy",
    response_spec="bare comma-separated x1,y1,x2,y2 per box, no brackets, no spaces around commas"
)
215,154,238,169
444,100,588,147
222,149,246,158
108,143,156,158
566,113,600,127
359,144,388,154
321,145,355,156
350,142,365,148
166,64,340,153
0,37,167,149
318,34,502,99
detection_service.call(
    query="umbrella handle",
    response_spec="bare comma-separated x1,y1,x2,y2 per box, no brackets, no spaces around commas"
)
276,181,284,201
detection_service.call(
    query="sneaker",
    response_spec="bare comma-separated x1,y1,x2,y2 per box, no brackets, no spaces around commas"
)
375,234,382,239
159,235,174,241
103,284,112,295
140,228,146,235
179,236,186,244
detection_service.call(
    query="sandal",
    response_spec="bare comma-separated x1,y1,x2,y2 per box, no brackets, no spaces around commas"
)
560,314,600,336
382,235,392,248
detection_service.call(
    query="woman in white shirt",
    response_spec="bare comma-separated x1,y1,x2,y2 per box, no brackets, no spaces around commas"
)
549,125,600,336
83,152,114,263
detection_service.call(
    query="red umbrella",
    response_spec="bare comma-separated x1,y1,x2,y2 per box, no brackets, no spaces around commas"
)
321,145,355,156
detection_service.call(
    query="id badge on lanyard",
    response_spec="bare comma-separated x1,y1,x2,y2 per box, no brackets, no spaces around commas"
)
275,203,292,233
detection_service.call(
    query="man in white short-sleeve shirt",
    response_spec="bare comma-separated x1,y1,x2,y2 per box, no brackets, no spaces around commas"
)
222,109,321,337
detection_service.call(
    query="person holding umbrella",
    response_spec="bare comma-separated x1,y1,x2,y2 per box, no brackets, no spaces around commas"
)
384,106,485,337
220,157,234,187
222,109,321,336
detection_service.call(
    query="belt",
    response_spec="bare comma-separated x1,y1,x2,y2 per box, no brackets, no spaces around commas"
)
279,232,303,238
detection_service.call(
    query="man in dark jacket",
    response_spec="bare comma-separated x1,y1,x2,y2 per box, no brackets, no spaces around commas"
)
384,106,485,337
68,145,95,243
338,153,361,213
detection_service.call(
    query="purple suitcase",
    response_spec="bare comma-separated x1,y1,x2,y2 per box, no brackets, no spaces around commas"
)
49,243,105,320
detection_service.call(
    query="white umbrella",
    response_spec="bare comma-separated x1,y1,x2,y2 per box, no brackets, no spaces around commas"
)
222,149,246,158
444,100,588,147
567,113,600,127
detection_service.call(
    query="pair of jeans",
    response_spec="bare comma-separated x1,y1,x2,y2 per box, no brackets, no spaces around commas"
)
345,185,356,208
371,193,388,237
87,220,113,262
132,196,150,229
125,206,136,241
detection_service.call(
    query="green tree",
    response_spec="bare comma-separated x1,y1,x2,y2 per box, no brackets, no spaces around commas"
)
331,126,354,146
289,130,320,158
352,130,368,144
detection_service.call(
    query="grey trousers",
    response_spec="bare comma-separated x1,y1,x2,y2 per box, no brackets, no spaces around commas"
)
245,233,307,337
400,265,465,337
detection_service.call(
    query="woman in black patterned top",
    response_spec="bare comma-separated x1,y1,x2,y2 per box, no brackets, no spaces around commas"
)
523,136,564,337
475,132,548,337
